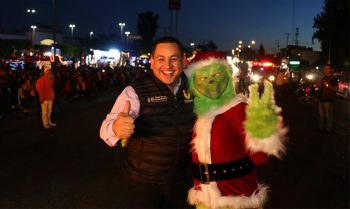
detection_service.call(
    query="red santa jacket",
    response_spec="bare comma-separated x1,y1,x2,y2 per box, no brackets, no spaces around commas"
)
188,94,287,209
36,74,55,103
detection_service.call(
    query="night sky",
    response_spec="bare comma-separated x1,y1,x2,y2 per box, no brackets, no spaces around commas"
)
1,0,324,52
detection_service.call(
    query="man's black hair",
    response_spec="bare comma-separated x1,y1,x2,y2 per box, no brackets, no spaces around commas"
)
151,36,184,57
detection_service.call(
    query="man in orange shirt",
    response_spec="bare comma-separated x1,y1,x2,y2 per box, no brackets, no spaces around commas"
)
36,66,56,129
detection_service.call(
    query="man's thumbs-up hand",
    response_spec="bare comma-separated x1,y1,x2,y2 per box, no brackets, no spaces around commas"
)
121,100,131,116
113,101,135,146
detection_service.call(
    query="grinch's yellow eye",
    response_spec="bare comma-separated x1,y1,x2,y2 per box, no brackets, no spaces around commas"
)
213,72,221,77
200,77,207,81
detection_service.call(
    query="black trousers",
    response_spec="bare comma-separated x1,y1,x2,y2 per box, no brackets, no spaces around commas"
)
120,170,194,209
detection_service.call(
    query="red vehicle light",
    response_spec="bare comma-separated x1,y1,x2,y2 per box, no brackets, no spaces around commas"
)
262,62,274,67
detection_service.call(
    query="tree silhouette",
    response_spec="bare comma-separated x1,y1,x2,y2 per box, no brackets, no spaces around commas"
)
196,40,218,51
136,11,159,53
207,41,218,51
313,0,349,69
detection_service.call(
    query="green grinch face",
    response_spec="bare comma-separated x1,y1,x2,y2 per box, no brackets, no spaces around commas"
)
193,63,229,99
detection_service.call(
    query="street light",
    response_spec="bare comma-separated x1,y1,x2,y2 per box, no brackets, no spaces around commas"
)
118,22,125,40
234,47,241,57
26,8,36,26
90,31,94,40
31,25,37,32
125,31,130,49
27,9,36,14
69,24,75,39
30,25,37,51
190,42,195,53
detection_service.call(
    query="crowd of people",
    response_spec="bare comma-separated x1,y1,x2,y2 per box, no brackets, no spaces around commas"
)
0,36,337,208
0,61,150,121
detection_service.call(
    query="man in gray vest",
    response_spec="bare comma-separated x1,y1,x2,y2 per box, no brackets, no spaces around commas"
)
100,36,195,208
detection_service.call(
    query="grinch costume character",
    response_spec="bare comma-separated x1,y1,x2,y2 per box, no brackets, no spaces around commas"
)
185,51,288,209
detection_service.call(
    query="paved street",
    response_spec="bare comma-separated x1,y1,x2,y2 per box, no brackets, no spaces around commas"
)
0,92,349,208
260,95,349,208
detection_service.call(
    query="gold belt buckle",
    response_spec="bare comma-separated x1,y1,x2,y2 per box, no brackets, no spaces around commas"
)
199,162,210,184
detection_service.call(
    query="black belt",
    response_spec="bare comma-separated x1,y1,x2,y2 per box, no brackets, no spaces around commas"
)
192,156,254,184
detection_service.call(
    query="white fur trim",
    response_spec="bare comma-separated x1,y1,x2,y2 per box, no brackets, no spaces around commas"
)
188,183,269,209
192,94,247,163
246,115,288,159
184,58,231,79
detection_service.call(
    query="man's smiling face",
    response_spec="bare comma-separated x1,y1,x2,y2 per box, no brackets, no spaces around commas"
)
150,43,185,86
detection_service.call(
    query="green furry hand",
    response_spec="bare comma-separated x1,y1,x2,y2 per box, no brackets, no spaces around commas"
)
244,80,278,138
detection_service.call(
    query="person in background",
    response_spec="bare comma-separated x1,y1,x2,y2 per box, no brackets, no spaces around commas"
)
237,62,249,93
36,66,56,129
8,70,20,109
99,36,195,208
75,74,87,97
18,78,35,112
0,63,7,96
0,63,8,119
275,68,286,97
318,64,338,133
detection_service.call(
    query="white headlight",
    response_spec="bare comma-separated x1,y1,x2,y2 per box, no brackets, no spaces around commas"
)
252,74,261,82
306,74,314,80
268,75,275,81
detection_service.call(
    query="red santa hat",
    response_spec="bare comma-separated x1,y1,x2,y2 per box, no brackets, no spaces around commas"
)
191,51,226,62
184,51,230,78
